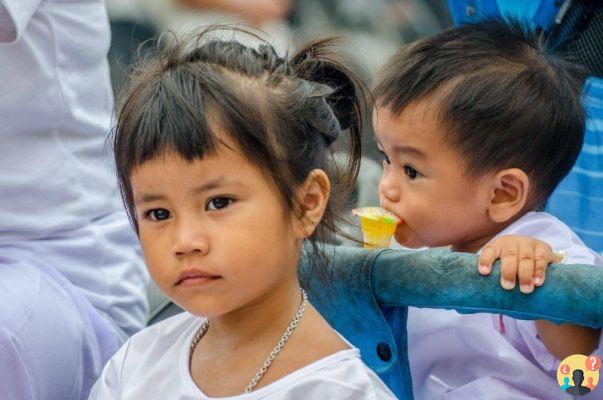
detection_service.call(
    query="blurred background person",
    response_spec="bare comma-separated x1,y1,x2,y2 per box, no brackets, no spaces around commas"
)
0,1,148,398
105,0,452,246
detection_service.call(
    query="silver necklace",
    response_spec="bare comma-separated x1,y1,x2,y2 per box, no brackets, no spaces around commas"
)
189,288,308,393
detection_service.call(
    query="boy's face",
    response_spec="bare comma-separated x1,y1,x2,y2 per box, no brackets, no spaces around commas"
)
373,99,496,252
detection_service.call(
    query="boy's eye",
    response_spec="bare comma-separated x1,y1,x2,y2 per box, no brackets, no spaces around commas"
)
378,150,391,165
404,165,420,180
147,208,170,221
206,197,233,211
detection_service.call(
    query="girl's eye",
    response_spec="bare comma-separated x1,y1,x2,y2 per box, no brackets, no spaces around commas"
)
404,165,421,180
147,208,170,221
206,197,233,211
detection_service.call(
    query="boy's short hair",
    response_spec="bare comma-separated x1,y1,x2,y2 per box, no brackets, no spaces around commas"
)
374,17,586,204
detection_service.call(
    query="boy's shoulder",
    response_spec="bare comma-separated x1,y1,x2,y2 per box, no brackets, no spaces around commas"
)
498,212,602,266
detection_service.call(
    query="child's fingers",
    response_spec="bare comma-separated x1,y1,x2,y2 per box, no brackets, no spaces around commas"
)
533,244,553,286
499,244,518,290
517,242,536,294
478,243,501,275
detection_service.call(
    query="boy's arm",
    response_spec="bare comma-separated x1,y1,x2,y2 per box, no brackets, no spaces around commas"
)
535,320,601,360
478,235,602,360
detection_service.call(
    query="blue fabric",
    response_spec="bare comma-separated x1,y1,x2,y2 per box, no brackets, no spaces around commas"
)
301,246,412,398
447,0,560,31
547,77,603,254
300,245,603,399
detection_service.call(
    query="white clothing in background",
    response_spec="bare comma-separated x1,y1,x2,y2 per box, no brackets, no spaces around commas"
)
0,0,148,341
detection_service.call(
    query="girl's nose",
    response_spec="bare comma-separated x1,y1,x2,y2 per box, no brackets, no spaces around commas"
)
379,170,401,204
171,221,209,257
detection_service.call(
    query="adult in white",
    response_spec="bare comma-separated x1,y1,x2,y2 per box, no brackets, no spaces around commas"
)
0,1,148,399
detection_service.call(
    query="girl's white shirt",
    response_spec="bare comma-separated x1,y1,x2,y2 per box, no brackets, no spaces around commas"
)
89,312,398,399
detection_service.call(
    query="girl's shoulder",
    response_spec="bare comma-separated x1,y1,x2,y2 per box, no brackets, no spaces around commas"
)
128,311,199,348
116,312,201,379
126,312,203,357
90,313,204,399
300,351,397,399
149,311,197,331
241,348,397,399
253,308,397,399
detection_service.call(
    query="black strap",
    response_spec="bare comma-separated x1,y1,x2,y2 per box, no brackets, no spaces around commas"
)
548,0,603,77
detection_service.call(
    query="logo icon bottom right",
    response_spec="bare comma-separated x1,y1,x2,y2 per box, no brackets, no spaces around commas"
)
557,354,600,396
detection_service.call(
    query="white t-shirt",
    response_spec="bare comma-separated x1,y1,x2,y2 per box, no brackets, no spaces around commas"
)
89,312,397,399
408,211,602,399
0,0,148,340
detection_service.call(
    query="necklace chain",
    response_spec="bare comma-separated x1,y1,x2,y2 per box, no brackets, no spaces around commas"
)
188,288,308,393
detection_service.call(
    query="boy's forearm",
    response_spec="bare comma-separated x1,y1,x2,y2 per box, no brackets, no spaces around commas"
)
535,320,601,360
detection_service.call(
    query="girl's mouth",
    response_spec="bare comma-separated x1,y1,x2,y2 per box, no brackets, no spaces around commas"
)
176,268,221,286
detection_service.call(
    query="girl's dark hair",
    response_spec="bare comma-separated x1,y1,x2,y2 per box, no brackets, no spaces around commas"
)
374,16,586,205
114,27,366,271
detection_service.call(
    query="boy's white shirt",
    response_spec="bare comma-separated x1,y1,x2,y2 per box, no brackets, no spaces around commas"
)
407,211,602,399
89,312,397,400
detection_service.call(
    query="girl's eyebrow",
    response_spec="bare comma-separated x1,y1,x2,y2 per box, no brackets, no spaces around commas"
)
191,177,245,195
134,177,246,205
135,193,166,205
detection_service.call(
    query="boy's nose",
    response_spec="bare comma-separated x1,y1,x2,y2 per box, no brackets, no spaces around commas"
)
171,222,209,257
379,171,401,203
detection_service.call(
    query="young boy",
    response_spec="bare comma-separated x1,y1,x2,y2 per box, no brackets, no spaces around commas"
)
373,17,602,398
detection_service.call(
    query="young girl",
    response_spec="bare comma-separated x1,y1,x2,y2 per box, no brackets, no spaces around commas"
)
89,29,397,399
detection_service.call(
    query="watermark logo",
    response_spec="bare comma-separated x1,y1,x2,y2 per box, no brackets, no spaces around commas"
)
557,354,600,396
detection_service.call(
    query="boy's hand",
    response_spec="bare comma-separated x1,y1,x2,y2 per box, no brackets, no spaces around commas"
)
478,235,564,294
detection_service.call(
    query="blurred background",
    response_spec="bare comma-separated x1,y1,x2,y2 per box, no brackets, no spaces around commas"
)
105,0,454,244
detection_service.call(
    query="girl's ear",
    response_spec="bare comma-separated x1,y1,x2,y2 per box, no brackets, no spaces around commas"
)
487,168,529,223
293,169,330,239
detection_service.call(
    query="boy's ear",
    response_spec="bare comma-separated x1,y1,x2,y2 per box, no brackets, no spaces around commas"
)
293,169,330,239
487,168,529,223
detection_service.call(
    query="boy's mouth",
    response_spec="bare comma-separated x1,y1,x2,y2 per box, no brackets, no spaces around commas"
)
375,206,413,246
378,207,405,232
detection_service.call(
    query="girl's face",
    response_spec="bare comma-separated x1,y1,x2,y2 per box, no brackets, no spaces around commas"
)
130,140,303,318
